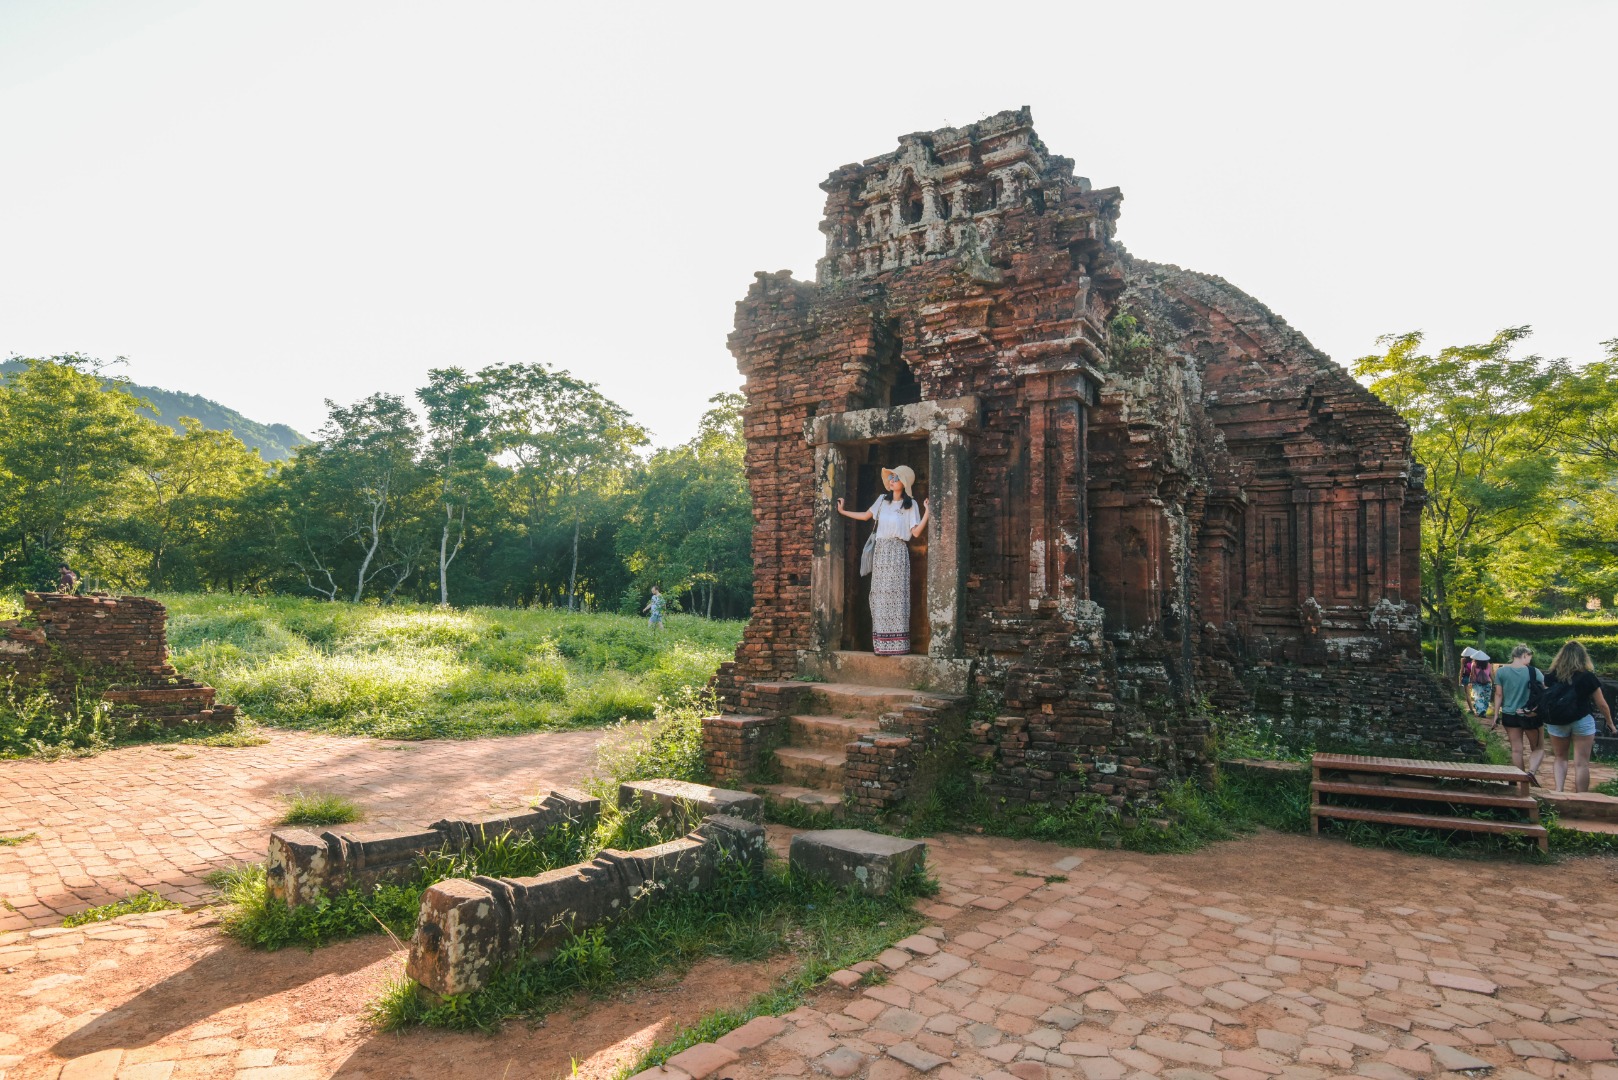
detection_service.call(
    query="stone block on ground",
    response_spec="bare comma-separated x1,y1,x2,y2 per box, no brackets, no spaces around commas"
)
618,779,765,826
789,829,926,895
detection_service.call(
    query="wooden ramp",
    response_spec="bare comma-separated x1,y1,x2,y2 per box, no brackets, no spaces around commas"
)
1310,753,1547,853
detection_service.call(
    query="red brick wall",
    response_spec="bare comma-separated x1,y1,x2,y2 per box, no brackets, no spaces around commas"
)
714,108,1476,814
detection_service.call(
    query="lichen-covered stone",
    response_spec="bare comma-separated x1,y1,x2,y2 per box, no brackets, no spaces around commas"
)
267,787,600,910
789,829,926,896
617,779,764,827
405,813,768,999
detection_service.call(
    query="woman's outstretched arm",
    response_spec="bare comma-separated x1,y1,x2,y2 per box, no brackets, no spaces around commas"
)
836,498,873,521
910,497,931,538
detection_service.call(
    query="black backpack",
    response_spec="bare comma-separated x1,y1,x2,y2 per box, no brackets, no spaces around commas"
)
1522,667,1545,717
1540,677,1587,726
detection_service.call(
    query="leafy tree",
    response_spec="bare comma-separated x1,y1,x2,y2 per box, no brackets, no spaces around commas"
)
485,364,648,609
1355,328,1557,676
619,393,752,619
127,419,270,589
417,368,495,606
0,356,163,588
280,394,427,602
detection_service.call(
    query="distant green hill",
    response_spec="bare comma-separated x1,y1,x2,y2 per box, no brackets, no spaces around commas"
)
1,360,307,462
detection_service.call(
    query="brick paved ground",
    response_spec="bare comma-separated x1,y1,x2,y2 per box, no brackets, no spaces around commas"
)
669,832,1618,1080
0,729,606,931
0,828,1614,1080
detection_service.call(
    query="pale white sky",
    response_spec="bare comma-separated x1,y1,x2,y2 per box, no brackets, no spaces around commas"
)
2,1,1613,446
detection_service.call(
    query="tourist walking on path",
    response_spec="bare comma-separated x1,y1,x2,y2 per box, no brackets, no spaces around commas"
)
1461,647,1493,717
1542,640,1616,792
837,465,931,656
642,585,665,630
1490,644,1545,784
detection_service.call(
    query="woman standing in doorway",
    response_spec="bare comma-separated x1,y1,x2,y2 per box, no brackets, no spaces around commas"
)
837,464,931,656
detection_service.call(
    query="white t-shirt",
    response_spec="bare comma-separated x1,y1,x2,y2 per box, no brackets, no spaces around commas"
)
869,496,921,541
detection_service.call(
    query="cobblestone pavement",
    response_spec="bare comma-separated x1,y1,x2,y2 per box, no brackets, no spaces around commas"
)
662,832,1618,1080
0,729,607,931
0,829,1614,1080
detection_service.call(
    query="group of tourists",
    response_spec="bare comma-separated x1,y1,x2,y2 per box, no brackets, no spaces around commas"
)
1466,641,1617,793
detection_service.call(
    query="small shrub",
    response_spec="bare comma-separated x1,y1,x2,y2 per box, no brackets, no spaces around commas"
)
63,892,181,926
589,687,712,795
278,792,363,827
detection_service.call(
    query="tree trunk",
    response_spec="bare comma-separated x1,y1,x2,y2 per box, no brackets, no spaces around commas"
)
567,515,581,612
1430,560,1458,682
705,583,714,619
439,507,452,606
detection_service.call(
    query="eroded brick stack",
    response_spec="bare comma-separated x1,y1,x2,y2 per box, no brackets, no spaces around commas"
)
0,593,235,730
711,107,1475,818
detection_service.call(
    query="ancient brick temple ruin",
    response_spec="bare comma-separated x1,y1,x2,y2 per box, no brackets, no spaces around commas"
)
0,593,234,730
705,108,1473,816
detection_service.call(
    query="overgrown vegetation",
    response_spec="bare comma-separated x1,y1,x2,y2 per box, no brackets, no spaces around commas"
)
62,891,182,926
277,792,363,827
216,804,679,951
0,832,38,846
160,594,741,739
371,859,935,1034
0,357,752,617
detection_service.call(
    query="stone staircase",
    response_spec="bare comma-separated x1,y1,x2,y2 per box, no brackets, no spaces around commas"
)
740,653,967,815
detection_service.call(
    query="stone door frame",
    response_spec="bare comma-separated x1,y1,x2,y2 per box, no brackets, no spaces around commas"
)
806,396,979,661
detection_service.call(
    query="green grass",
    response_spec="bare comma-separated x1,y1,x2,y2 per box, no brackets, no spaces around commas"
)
0,833,38,846
1467,616,1618,670
155,593,743,740
1594,778,1618,797
62,892,182,926
371,859,935,1036
278,792,363,827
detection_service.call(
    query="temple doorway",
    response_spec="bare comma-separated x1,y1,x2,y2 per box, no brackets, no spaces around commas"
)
840,439,930,653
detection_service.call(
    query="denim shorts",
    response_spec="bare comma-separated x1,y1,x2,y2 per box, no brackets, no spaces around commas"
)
1544,715,1596,738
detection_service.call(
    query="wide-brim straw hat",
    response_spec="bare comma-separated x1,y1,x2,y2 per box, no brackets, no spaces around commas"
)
881,465,915,500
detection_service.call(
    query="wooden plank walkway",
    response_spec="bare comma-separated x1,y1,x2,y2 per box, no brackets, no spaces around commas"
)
1310,752,1546,853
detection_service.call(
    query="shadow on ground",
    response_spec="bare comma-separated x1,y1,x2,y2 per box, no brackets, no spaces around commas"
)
51,933,394,1056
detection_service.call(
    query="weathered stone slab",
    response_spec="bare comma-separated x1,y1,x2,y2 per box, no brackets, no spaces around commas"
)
405,813,767,999
618,779,764,826
267,787,599,909
789,829,926,896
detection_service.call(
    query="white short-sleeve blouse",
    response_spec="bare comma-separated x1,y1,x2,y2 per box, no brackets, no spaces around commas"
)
869,496,921,541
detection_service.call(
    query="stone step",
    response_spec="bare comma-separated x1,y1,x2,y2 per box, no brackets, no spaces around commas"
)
1535,789,1618,822
799,651,972,694
789,714,879,751
1554,816,1618,836
773,746,848,790
802,682,960,720
756,783,845,817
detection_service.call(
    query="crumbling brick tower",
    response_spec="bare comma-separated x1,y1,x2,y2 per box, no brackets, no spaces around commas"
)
708,108,1472,816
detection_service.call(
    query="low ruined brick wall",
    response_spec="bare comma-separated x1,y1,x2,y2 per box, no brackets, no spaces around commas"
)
0,592,234,730
267,789,599,910
405,813,767,999
702,714,785,784
1243,658,1480,760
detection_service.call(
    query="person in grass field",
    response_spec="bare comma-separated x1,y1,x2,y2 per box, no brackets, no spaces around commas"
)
1489,644,1545,785
836,464,931,656
641,585,665,631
